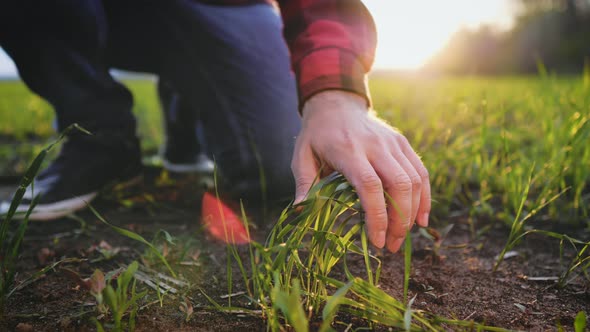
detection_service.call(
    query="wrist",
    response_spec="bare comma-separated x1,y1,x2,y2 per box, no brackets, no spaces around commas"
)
301,90,368,119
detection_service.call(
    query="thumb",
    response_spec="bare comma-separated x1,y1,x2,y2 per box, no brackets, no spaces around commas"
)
292,141,319,205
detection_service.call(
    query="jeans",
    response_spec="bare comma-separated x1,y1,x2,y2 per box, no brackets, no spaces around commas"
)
0,0,301,204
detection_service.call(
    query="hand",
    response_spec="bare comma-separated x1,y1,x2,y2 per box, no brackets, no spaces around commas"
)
292,90,431,252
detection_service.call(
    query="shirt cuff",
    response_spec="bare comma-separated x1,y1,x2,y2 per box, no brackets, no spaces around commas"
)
295,48,371,111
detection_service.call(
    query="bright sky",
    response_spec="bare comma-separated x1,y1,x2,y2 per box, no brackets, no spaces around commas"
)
0,49,16,77
362,0,514,69
0,0,514,76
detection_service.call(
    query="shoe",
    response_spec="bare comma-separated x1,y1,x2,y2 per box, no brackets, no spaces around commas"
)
162,151,214,174
158,80,213,174
0,132,142,221
201,192,250,245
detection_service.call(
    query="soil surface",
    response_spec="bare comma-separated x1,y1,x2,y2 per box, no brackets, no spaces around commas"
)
1,167,588,332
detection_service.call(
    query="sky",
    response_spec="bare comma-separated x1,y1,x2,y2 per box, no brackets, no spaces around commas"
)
362,0,515,69
0,0,514,76
0,49,16,77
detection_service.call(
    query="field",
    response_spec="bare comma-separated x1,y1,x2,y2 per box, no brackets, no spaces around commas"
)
0,75,588,331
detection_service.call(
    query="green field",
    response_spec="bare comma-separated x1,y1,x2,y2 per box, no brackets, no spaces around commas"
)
0,79,162,175
0,79,162,146
1,76,588,223
1,76,589,330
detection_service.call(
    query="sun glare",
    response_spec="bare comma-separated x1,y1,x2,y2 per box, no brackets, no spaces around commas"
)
362,0,513,70
0,2,514,75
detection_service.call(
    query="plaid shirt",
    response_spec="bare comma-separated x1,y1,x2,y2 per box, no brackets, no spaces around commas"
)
201,0,377,107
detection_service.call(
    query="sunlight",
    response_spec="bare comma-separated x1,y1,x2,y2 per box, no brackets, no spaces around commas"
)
362,0,514,70
0,1,515,74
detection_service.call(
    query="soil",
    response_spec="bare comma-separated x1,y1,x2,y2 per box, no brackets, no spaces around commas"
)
0,167,588,332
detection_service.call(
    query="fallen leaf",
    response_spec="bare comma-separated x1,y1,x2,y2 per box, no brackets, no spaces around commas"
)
87,269,106,296
15,323,33,332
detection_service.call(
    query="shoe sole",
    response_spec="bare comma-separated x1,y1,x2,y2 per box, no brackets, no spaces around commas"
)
27,192,99,221
1,175,143,221
162,159,215,174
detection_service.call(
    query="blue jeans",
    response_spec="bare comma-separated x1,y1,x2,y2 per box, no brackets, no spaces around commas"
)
0,0,301,204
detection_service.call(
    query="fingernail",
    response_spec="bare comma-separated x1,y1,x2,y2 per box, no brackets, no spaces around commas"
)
390,237,405,253
419,212,429,227
375,231,386,248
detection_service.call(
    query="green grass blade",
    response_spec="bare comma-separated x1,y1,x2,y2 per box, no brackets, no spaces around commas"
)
8,258,84,298
88,205,176,277
319,281,352,332
403,231,412,302
360,226,374,286
271,276,309,332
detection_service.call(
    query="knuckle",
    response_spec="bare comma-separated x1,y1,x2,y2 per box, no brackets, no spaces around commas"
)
338,130,355,149
391,222,411,237
392,173,412,192
294,175,313,187
394,134,410,146
409,174,422,187
417,165,430,180
374,208,388,222
366,132,382,146
371,214,388,230
374,140,391,154
369,211,388,231
357,172,383,193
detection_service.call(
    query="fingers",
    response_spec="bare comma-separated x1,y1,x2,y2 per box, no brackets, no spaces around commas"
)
337,136,430,253
340,159,388,249
291,138,319,205
369,135,430,253
390,150,421,230
371,153,414,252
401,140,431,227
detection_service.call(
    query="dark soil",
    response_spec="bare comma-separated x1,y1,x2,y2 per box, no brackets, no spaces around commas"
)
1,167,588,332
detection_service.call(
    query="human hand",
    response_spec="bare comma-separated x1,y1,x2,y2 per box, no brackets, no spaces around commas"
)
292,90,431,252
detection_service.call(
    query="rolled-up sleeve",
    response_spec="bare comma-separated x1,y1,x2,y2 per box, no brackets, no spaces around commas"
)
278,0,377,109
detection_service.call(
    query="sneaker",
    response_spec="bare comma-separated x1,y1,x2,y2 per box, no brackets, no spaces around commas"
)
162,151,214,174
201,192,250,244
0,132,142,221
159,80,213,174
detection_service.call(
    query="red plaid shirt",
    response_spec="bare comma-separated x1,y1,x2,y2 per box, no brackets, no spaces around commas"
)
201,0,377,107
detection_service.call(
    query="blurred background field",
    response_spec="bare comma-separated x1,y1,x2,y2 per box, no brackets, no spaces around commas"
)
1,74,588,228
0,1,589,329
0,79,162,176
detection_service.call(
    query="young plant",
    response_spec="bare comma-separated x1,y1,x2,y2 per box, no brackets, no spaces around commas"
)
494,164,567,271
574,311,587,332
86,269,108,315
94,261,147,332
178,296,194,323
403,231,412,303
223,174,508,331
0,124,86,316
269,275,309,332
141,229,175,267
501,229,590,288
418,224,455,262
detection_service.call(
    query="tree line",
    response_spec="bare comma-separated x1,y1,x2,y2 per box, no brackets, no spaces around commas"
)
424,0,590,74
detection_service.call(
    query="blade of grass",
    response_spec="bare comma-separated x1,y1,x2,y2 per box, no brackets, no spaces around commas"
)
87,204,176,277
403,231,412,303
